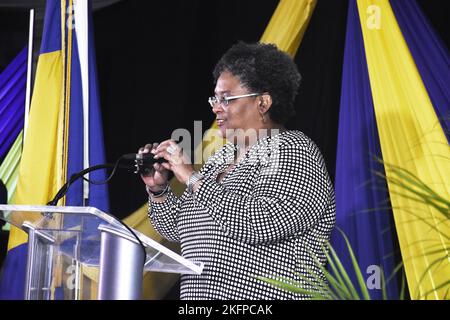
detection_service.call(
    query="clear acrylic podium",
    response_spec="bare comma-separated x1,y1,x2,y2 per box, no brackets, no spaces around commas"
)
0,204,203,300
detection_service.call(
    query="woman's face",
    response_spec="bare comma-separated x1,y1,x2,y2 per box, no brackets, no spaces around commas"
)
212,71,263,141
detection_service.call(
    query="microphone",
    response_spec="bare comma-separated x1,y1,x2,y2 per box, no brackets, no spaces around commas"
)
122,153,166,162
122,153,167,175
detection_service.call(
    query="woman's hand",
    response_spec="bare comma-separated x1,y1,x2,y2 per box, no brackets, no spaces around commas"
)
152,139,195,185
139,142,169,192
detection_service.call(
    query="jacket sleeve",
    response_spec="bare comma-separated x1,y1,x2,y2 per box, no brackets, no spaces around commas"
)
147,186,180,242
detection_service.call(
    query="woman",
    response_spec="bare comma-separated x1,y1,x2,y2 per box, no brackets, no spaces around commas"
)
139,42,336,299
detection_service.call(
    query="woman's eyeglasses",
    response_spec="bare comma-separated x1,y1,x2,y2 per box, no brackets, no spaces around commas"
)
208,93,262,109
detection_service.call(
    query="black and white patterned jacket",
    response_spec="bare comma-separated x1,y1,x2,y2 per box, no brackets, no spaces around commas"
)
148,130,336,299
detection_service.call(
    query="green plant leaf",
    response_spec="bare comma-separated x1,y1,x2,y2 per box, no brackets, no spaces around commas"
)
327,242,361,299
322,244,354,299
338,228,371,300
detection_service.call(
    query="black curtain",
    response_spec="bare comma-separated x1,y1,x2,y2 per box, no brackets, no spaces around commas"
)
94,0,350,219
0,9,28,71
289,0,348,180
94,0,280,218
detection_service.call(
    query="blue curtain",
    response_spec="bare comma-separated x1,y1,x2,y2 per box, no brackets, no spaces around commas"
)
330,0,399,300
390,0,450,142
0,46,27,160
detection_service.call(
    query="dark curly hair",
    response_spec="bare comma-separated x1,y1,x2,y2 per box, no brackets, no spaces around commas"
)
213,41,301,125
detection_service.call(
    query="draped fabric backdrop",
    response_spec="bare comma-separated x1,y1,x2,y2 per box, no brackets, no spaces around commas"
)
331,0,400,300
0,6,29,276
0,47,28,299
0,0,448,300
356,0,449,299
332,0,449,299
0,47,27,203
390,0,450,142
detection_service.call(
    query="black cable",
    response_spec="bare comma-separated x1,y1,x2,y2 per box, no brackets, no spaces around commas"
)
48,154,138,206
113,219,147,263
47,164,120,206
47,154,148,262
81,154,130,185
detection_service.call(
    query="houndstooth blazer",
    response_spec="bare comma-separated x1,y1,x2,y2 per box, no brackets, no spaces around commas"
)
148,130,336,299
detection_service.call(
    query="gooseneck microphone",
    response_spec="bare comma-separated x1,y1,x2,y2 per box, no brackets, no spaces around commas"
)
47,156,148,259
46,151,172,258
122,153,168,176
48,152,168,206
122,153,148,160
122,153,167,162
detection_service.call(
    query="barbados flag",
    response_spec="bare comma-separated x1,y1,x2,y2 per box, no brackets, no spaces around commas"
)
0,0,109,299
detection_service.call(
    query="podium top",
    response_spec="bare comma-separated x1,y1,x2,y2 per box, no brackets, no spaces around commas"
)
0,204,203,275
1,204,127,231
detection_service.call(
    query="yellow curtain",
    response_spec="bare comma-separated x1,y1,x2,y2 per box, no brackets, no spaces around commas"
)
357,0,450,299
260,0,317,57
124,0,318,299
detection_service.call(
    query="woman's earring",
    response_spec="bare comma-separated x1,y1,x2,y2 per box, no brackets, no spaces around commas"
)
260,101,267,123
261,113,266,123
